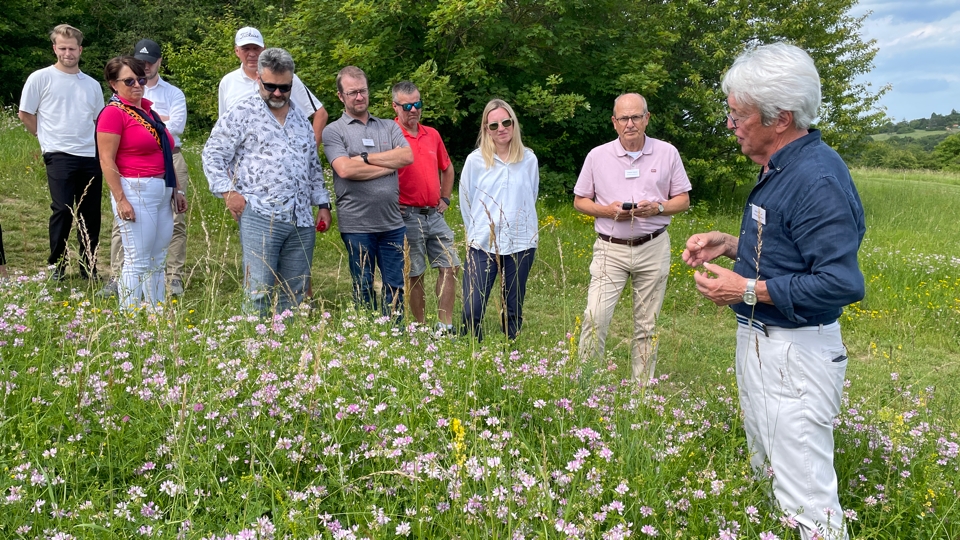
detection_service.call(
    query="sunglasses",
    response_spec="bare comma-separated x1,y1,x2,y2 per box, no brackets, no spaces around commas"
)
487,118,514,131
261,81,293,93
119,77,147,87
395,100,423,112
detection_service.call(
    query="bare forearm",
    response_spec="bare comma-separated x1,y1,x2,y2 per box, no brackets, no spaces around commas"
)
333,158,393,181
99,158,125,202
18,111,38,136
367,146,413,169
440,165,455,199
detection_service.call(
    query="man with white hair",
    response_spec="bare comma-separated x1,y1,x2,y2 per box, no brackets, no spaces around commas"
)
218,27,328,145
682,43,865,539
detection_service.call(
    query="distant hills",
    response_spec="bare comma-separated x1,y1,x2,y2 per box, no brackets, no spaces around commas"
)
872,110,960,136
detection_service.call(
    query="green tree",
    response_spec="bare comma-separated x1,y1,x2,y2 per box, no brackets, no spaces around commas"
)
934,133,960,171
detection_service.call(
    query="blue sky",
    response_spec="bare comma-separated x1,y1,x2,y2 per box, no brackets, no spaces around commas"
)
852,0,960,121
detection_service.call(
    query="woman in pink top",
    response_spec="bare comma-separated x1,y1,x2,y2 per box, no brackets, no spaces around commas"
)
97,56,186,309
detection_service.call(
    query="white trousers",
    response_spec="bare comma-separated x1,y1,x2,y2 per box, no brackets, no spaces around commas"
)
736,320,849,540
111,177,173,309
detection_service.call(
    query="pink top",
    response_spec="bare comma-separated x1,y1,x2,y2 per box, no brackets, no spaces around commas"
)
574,136,692,238
96,96,173,178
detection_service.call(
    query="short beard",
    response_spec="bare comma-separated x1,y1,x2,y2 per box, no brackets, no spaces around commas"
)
266,98,287,109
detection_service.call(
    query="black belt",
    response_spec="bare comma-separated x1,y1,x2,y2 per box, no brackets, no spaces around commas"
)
403,205,437,215
172,147,181,154
598,226,667,247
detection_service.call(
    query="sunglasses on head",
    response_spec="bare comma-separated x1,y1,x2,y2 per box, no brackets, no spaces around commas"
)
261,81,293,93
487,118,514,131
395,100,423,112
119,77,147,87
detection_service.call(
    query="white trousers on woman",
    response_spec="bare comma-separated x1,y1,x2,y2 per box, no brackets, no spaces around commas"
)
111,177,173,309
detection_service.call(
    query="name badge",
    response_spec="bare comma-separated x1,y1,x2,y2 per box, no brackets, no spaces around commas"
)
624,169,640,179
362,138,376,147
751,203,766,225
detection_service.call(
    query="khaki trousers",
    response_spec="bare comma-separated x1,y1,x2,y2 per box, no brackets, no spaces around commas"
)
578,232,671,384
110,152,188,283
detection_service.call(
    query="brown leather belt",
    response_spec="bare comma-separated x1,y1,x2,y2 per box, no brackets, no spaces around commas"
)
172,147,181,154
598,226,667,247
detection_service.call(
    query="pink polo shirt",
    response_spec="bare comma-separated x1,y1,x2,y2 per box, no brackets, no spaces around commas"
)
395,120,451,207
574,136,691,238
96,96,173,179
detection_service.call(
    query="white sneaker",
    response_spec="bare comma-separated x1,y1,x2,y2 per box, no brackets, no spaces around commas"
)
169,279,184,296
96,279,118,298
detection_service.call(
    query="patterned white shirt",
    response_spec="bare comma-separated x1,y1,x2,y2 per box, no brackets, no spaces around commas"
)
202,94,330,227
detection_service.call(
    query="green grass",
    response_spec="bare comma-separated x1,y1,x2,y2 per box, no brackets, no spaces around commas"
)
1,109,960,538
871,130,955,142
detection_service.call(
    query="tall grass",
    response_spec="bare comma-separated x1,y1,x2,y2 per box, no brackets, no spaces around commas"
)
1,111,958,538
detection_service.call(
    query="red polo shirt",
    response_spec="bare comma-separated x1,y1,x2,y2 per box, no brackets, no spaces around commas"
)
395,119,451,207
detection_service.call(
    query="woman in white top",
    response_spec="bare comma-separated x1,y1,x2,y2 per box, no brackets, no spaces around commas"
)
459,99,539,340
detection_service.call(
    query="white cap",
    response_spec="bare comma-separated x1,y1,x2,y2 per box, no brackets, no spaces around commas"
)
235,27,264,47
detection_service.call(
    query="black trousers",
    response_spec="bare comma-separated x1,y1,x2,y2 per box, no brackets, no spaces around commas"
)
0,220,6,266
43,152,103,275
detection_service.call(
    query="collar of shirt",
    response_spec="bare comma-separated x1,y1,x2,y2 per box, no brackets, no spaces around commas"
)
340,110,381,125
116,94,154,113
613,135,652,158
764,129,820,177
394,119,423,139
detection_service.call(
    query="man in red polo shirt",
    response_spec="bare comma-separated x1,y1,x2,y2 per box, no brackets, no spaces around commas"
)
392,81,460,333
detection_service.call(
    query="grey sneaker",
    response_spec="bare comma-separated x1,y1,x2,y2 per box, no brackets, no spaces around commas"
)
96,279,119,298
169,279,184,297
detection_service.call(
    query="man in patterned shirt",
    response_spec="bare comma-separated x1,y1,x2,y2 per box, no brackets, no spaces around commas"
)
202,48,332,316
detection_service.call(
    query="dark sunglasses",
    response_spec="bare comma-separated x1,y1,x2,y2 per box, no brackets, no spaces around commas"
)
487,118,514,131
395,100,423,112
261,81,293,93
119,77,147,87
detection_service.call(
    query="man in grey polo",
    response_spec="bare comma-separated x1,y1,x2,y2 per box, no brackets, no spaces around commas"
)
322,66,413,319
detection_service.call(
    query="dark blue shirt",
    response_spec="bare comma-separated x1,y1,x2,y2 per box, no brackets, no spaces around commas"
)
732,129,865,328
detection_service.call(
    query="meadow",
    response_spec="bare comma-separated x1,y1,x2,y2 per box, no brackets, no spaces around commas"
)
1,110,959,539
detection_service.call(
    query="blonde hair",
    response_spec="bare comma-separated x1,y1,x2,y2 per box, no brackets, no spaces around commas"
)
476,99,525,168
50,24,84,45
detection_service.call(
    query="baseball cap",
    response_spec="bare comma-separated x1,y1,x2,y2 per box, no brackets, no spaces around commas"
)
235,27,265,47
133,39,162,63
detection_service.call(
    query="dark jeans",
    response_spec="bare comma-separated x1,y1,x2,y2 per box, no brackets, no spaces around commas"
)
341,227,406,320
461,247,536,341
43,152,103,276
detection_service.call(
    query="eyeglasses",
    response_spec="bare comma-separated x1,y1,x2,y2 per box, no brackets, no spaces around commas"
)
342,88,368,98
119,77,147,87
395,100,423,112
615,114,647,125
487,118,514,131
726,111,755,129
261,81,293,93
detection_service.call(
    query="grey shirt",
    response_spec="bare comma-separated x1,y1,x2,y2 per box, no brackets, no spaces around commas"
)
322,112,408,233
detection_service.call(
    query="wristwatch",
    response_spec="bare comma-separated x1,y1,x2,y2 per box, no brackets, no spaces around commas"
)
440,197,451,205
657,203,664,215
743,278,758,306
360,152,369,164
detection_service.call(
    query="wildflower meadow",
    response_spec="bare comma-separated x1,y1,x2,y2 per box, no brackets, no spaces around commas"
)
1,111,959,539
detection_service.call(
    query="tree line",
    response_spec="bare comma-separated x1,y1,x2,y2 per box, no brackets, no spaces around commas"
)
2,0,887,196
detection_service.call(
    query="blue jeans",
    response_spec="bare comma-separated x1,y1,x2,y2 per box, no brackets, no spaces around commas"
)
341,227,406,319
461,247,536,341
238,209,316,317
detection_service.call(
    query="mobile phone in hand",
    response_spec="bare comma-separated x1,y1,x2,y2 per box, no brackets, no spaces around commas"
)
622,202,636,210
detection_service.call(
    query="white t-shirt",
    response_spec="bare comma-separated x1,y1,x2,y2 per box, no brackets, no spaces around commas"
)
143,76,187,148
19,65,104,157
217,67,322,119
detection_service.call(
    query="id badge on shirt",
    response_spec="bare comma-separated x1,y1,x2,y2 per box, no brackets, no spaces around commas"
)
362,138,376,147
750,203,766,225
624,169,640,179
